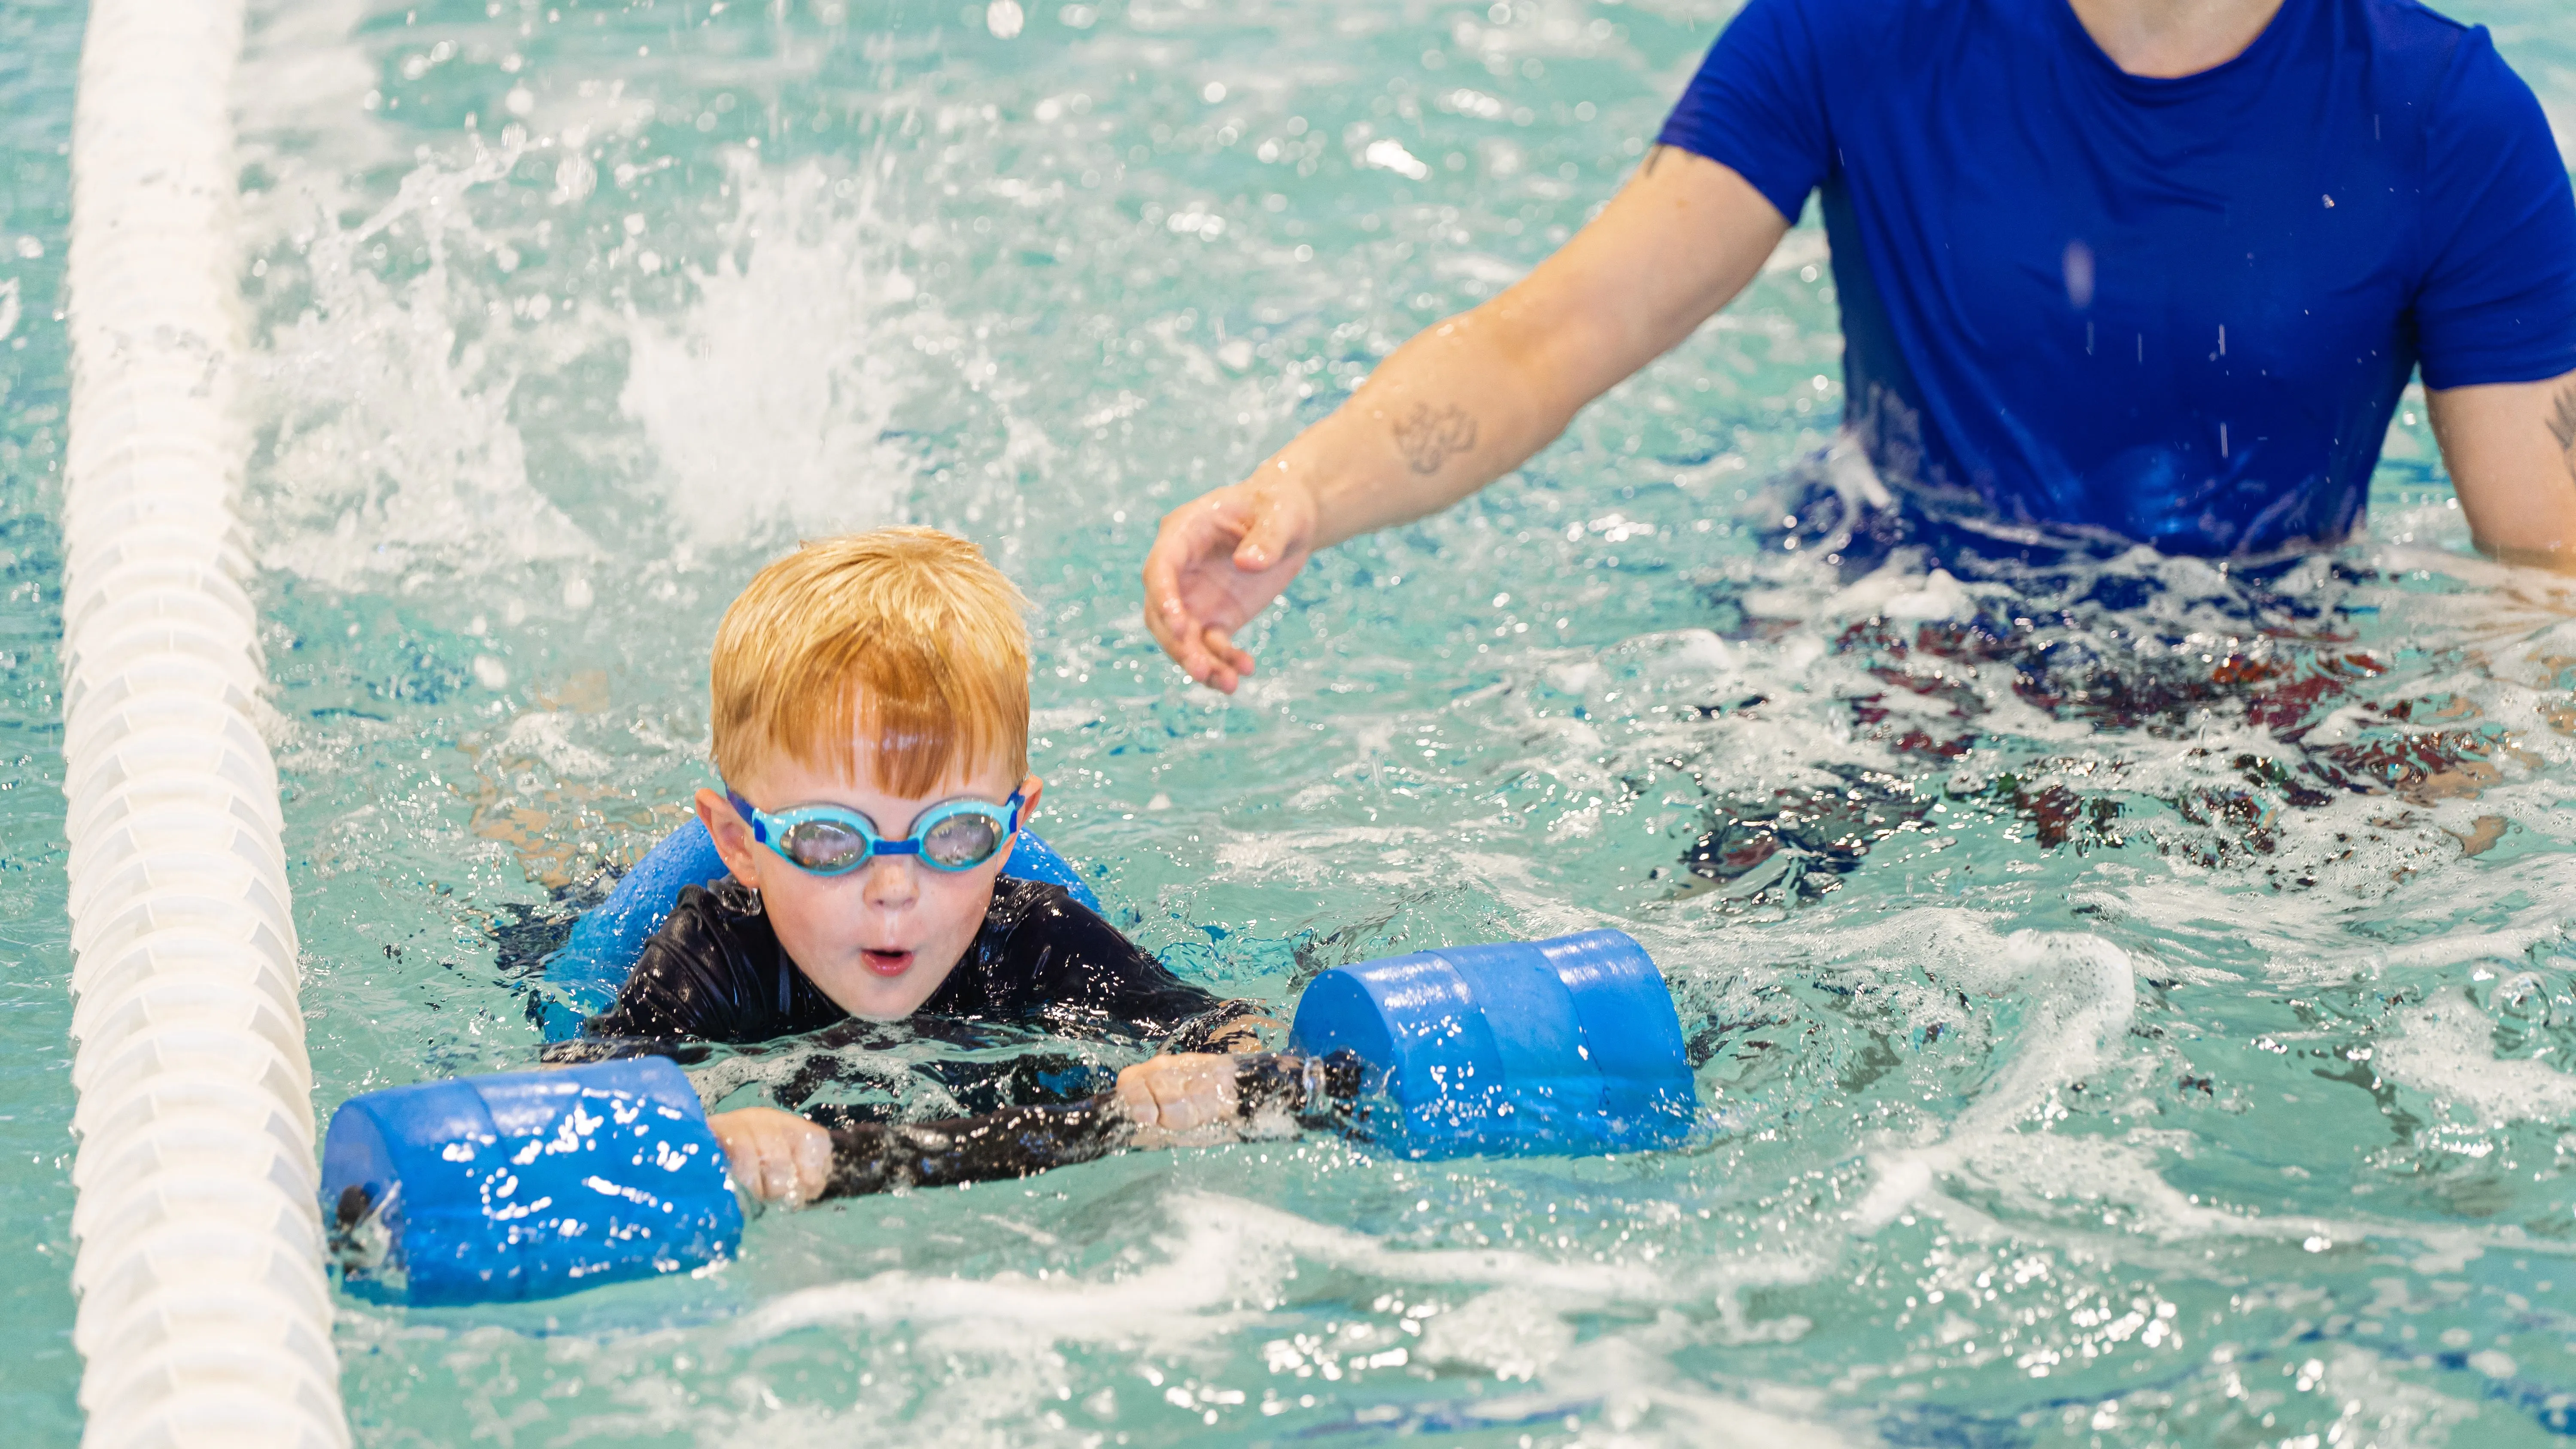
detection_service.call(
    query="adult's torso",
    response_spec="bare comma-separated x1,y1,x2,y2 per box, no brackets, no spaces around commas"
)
1670,0,2559,555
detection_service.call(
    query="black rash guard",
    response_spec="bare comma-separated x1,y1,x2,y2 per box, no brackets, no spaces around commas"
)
561,879,1261,1084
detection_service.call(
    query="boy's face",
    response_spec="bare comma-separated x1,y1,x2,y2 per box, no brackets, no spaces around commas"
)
697,753,1042,1021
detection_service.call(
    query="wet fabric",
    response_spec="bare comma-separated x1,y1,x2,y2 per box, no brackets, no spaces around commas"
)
819,1053,1366,1200
1659,0,2576,556
568,878,1258,1071
1676,475,2509,909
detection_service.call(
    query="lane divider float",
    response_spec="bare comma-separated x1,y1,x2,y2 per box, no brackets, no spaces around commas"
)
62,0,348,1442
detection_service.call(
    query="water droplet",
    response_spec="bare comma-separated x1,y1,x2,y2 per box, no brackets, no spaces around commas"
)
2061,240,2095,309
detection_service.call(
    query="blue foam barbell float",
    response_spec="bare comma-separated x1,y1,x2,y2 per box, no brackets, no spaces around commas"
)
330,823,1695,1305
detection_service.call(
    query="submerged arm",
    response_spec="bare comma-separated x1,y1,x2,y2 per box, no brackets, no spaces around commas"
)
2426,368,2576,571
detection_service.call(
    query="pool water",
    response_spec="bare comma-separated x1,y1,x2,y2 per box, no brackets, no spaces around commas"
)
9,0,2576,1442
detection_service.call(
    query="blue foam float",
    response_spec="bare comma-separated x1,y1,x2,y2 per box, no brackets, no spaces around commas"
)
321,1055,741,1306
1288,929,1696,1160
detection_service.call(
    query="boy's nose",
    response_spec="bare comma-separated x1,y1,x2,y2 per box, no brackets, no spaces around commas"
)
858,854,918,908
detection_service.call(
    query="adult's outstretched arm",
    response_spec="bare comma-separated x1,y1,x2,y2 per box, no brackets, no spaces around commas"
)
1142,147,1792,692
2428,369,2576,572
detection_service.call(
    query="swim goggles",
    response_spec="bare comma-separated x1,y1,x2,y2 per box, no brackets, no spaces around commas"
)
724,787,1023,875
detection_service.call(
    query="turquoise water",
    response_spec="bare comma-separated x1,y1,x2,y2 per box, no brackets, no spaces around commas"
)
8,0,2576,1442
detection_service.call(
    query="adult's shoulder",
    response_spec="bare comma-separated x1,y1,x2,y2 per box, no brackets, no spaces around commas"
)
2352,0,2551,113
2356,0,2563,176
1661,0,1925,219
2356,0,2494,50
1674,0,2031,110
1701,0,1942,57
1721,0,1941,27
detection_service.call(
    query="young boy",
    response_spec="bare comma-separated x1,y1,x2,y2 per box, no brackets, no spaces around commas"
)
583,528,1265,1203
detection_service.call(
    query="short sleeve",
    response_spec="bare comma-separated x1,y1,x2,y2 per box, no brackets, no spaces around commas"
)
1655,0,1835,224
2412,27,2576,390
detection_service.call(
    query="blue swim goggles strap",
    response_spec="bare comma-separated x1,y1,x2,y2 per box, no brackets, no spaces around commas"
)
724,787,1024,875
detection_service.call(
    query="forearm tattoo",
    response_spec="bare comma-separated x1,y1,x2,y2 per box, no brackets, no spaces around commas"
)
1392,401,1479,475
2549,382,2576,486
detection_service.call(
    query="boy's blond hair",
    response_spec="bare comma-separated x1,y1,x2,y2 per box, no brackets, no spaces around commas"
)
711,528,1030,797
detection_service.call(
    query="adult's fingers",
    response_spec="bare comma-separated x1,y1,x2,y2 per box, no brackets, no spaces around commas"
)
1139,540,1196,661
1197,626,1243,695
1203,625,1255,683
1142,542,1220,685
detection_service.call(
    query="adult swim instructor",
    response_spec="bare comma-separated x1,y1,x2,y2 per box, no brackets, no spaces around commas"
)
1143,0,2576,693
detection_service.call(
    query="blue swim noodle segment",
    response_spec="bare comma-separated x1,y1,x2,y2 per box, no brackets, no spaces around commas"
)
319,1056,742,1306
540,816,1099,1036
1288,930,1696,1159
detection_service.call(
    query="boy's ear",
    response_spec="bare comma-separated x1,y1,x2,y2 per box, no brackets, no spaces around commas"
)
1018,775,1043,827
696,787,766,889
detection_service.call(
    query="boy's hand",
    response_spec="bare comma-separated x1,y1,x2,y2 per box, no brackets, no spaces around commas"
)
1116,1054,1242,1148
709,1106,833,1206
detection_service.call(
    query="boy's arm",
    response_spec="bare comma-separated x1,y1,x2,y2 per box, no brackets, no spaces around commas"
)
991,885,1279,1141
1165,1001,1279,1054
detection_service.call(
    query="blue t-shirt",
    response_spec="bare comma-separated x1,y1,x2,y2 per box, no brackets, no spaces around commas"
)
1659,0,2576,556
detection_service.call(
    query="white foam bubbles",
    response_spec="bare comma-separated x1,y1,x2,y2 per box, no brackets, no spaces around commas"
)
2377,989,2576,1128
1844,929,2142,1231
1412,1289,1572,1380
616,158,919,548
244,123,934,593
246,134,599,587
739,1188,1815,1351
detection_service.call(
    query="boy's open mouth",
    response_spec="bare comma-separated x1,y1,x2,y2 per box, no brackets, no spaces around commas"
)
860,947,914,976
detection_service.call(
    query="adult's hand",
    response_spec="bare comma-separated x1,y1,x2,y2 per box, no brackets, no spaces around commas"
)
1138,148,1790,691
1142,472,1318,693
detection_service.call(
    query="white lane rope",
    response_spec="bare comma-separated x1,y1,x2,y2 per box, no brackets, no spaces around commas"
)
62,0,347,1443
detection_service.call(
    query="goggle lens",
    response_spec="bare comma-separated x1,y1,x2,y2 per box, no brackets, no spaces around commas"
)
921,812,1005,868
780,818,869,872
